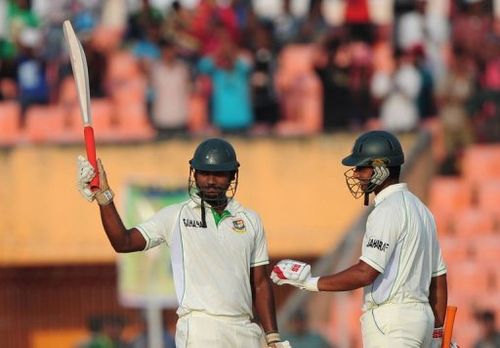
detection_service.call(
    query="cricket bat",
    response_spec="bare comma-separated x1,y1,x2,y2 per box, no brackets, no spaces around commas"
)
63,20,99,189
442,305,457,348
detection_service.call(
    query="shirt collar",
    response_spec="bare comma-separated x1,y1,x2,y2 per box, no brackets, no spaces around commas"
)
374,183,408,206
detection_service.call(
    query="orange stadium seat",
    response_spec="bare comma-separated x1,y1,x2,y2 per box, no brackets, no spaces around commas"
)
428,176,472,235
440,236,472,262
447,260,490,295
472,235,500,263
461,145,500,184
109,76,147,104
66,98,118,143
451,208,495,238
114,102,156,141
187,92,209,133
90,25,124,53
22,105,68,143
476,180,500,216
106,50,141,82
0,101,22,146
57,76,78,108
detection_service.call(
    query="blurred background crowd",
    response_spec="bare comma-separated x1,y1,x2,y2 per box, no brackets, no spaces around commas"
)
0,0,499,172
1,0,500,347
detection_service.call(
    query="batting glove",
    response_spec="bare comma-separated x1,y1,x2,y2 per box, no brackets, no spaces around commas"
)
77,155,96,202
270,259,319,292
266,332,292,348
76,155,114,206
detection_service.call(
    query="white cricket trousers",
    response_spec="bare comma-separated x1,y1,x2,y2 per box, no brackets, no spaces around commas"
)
175,311,265,348
360,302,434,348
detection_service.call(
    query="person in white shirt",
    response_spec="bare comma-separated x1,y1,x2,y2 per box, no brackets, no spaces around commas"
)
77,138,290,348
271,130,448,348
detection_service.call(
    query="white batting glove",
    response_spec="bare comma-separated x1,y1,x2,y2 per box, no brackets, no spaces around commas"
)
265,332,292,348
270,259,319,291
76,155,114,205
77,155,96,202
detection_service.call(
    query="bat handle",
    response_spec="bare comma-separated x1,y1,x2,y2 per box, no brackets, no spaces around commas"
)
442,305,457,348
84,126,100,190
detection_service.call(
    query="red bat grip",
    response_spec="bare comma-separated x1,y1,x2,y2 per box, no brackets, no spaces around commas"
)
84,126,100,190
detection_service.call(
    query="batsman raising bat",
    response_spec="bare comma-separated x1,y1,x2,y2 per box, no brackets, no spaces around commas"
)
77,138,291,348
271,130,450,348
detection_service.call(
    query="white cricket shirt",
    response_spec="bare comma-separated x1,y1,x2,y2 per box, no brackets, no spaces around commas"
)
360,183,447,311
135,199,270,318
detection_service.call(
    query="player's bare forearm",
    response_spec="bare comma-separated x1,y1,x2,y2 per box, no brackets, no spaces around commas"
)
429,274,447,327
317,260,380,291
251,265,278,334
99,202,146,252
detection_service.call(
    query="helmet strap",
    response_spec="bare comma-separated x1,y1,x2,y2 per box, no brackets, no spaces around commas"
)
200,199,207,228
364,192,369,206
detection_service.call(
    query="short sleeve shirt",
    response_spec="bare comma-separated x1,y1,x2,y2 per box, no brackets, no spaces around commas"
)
360,183,447,311
135,199,269,318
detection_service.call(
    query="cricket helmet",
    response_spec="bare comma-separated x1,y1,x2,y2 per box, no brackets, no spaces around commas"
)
188,138,239,209
189,138,240,172
342,130,404,167
342,130,404,203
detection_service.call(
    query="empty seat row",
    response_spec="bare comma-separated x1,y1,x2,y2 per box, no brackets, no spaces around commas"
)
0,99,156,146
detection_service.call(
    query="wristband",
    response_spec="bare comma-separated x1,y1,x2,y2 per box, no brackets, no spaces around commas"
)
433,327,443,338
96,189,114,206
265,332,281,344
303,276,320,291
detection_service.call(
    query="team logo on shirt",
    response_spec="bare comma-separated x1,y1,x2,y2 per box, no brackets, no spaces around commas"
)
232,219,246,233
366,238,389,252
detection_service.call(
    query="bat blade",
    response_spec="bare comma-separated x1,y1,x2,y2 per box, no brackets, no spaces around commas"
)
63,20,99,189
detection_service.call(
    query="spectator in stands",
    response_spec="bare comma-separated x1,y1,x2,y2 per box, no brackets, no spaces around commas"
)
190,0,241,57
297,0,329,44
313,35,356,131
101,314,130,348
162,1,199,62
283,309,333,348
130,311,175,348
474,309,500,348
76,315,113,348
370,47,421,132
412,44,437,121
148,39,191,138
126,0,164,42
1,0,40,60
249,21,280,133
435,44,475,174
451,0,492,69
14,27,50,126
197,27,253,134
273,0,302,50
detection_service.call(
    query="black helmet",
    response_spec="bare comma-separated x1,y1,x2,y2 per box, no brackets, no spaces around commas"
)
342,130,404,167
189,138,240,172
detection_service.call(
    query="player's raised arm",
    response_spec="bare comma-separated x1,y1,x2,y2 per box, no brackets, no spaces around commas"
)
77,156,146,252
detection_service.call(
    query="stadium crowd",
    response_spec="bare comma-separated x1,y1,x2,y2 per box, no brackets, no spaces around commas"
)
0,0,498,155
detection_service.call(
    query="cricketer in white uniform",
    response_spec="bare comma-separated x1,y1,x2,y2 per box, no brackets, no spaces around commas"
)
76,138,291,348
270,131,449,348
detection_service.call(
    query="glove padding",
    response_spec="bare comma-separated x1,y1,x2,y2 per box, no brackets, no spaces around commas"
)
76,155,114,205
270,259,319,291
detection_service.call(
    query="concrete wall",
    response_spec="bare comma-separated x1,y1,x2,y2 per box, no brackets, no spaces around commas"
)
0,133,416,265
